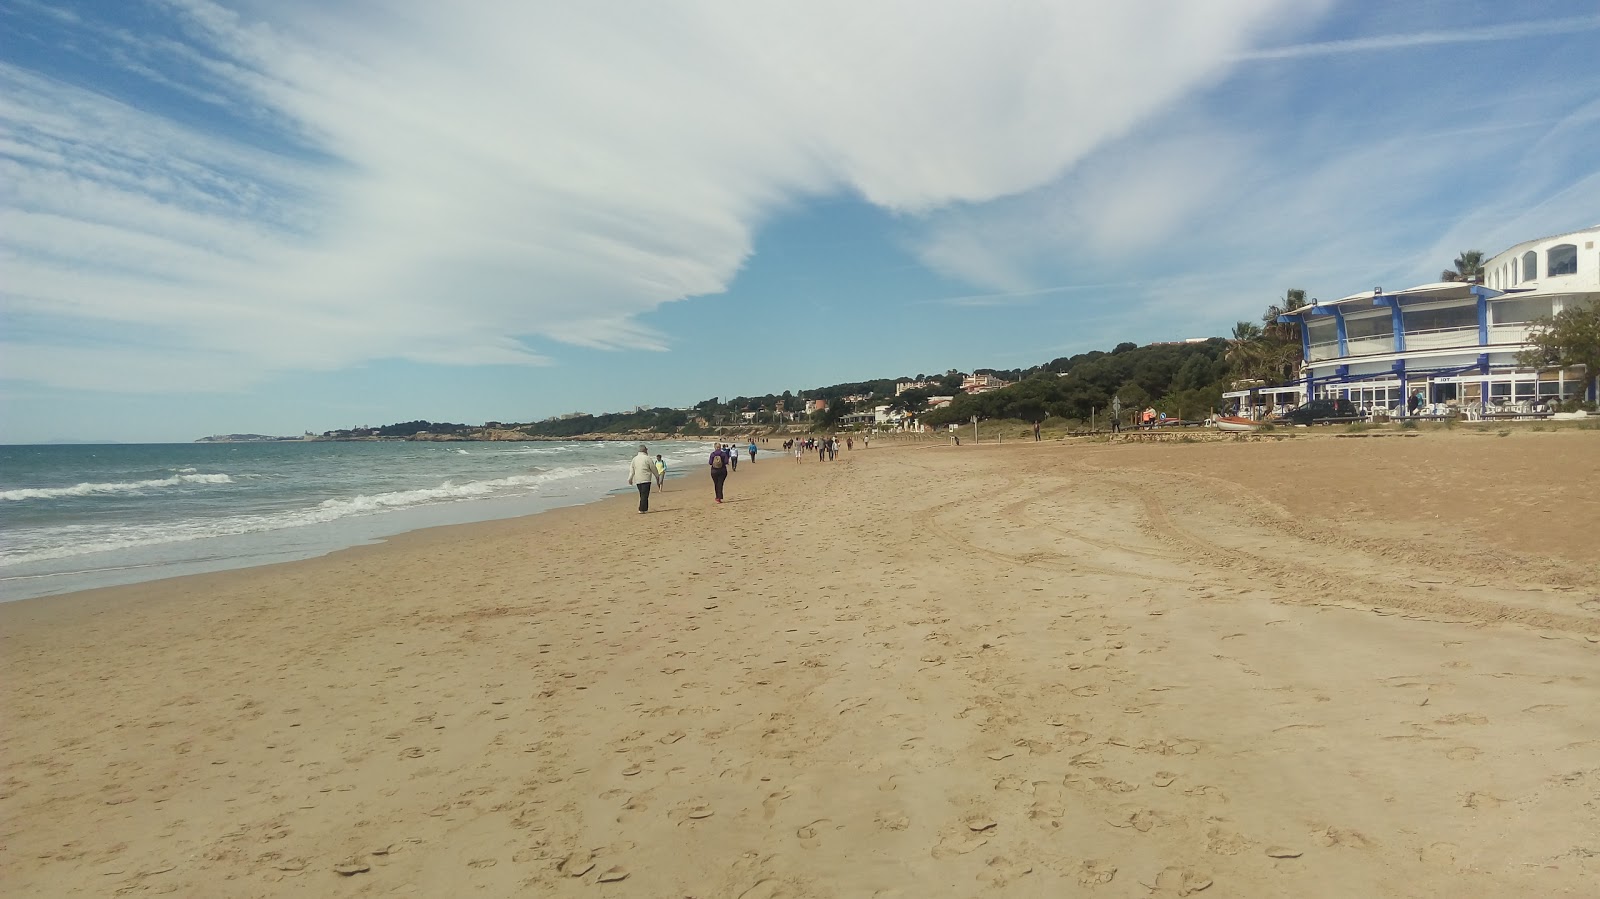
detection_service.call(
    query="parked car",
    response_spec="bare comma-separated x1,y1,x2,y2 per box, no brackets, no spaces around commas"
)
1281,398,1360,425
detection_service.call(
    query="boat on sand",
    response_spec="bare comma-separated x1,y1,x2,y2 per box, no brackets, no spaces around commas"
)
1212,416,1261,432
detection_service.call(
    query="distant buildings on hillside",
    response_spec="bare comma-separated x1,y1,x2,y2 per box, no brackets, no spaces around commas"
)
961,373,1011,394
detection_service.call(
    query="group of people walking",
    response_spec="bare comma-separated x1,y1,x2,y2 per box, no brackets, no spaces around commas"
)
630,440,764,511
782,435,847,463
632,434,856,511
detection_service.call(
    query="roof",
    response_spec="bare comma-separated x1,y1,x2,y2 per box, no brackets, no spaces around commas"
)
1280,281,1479,319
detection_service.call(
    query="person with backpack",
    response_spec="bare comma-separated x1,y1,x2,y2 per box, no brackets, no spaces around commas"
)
708,444,730,503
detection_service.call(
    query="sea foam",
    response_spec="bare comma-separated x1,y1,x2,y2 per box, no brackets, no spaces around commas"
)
0,473,234,502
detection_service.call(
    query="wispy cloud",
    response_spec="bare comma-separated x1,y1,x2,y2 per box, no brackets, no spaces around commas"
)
0,0,1317,392
1240,15,1600,60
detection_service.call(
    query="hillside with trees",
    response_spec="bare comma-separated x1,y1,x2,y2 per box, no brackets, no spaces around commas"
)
317,287,1387,439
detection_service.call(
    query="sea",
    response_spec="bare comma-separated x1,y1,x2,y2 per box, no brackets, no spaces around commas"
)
0,440,710,602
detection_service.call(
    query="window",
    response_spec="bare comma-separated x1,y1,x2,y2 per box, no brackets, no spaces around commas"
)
1491,296,1553,324
1548,243,1577,276
1403,304,1477,333
1511,257,1519,283
1344,314,1392,341
1522,250,1537,281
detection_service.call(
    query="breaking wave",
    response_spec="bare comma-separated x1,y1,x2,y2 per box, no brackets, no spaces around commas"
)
0,473,234,502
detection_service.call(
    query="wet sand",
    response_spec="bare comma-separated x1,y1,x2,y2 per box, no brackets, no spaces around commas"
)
3,431,1597,896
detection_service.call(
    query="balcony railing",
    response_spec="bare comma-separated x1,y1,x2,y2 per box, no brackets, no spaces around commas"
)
1487,324,1534,344
1401,325,1479,351
1343,335,1394,356
1307,340,1341,361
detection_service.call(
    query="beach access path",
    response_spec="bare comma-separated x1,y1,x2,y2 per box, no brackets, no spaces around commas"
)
2,432,1597,897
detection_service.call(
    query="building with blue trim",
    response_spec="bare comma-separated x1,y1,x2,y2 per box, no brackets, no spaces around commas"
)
1253,225,1597,417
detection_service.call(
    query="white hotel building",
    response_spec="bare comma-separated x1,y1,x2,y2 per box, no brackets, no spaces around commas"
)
1260,225,1598,415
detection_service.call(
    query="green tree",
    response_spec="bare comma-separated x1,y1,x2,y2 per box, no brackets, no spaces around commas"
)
1517,301,1600,404
1440,250,1485,283
1262,288,1307,343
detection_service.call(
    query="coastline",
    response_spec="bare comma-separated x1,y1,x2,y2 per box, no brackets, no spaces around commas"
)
3,433,1596,896
0,439,716,603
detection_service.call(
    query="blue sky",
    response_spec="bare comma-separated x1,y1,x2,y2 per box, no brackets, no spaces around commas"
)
2,0,1598,443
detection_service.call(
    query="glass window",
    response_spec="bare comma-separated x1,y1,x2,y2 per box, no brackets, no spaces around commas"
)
1490,381,1511,399
1492,296,1554,324
1511,257,1519,283
1522,250,1537,280
1548,244,1577,276
1306,318,1336,343
1403,304,1477,332
1344,314,1392,340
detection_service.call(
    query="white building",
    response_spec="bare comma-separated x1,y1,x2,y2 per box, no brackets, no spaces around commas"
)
1255,225,1597,416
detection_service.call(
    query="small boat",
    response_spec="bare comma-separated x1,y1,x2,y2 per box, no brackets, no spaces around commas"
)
1211,416,1260,432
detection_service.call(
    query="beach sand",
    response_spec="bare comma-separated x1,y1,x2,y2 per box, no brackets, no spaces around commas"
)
3,431,1597,897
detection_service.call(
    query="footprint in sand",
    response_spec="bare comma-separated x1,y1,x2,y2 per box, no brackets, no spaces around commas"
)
558,850,595,877
1151,772,1178,788
1090,776,1139,793
875,811,910,831
978,855,1034,886
1076,860,1117,886
1028,796,1066,829
1107,806,1161,833
1315,827,1371,849
1148,866,1213,896
1420,842,1458,865
1461,792,1505,809
932,828,991,859
1434,713,1488,726
762,789,792,820
993,775,1035,794
1446,746,1482,761
796,819,830,848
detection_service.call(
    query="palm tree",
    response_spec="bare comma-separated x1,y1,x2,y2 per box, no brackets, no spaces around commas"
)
1262,288,1308,344
1440,250,1485,283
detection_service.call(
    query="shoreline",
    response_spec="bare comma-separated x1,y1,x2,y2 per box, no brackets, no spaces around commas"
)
0,440,722,603
3,433,1595,896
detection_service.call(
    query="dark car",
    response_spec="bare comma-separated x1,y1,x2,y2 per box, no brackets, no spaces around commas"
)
1281,398,1360,425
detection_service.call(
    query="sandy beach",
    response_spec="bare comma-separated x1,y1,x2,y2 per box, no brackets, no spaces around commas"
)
3,431,1597,897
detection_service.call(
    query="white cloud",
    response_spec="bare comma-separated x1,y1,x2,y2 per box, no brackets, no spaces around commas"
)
1241,15,1600,60
1,0,1320,391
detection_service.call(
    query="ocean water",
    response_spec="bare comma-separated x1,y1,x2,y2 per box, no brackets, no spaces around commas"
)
0,440,709,602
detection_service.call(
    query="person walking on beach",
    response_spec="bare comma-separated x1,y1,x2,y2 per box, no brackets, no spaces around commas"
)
748,440,758,463
654,454,667,489
709,444,730,503
727,443,739,471
628,445,655,513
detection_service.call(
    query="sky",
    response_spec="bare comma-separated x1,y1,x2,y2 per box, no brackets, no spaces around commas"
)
2,1,1598,443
